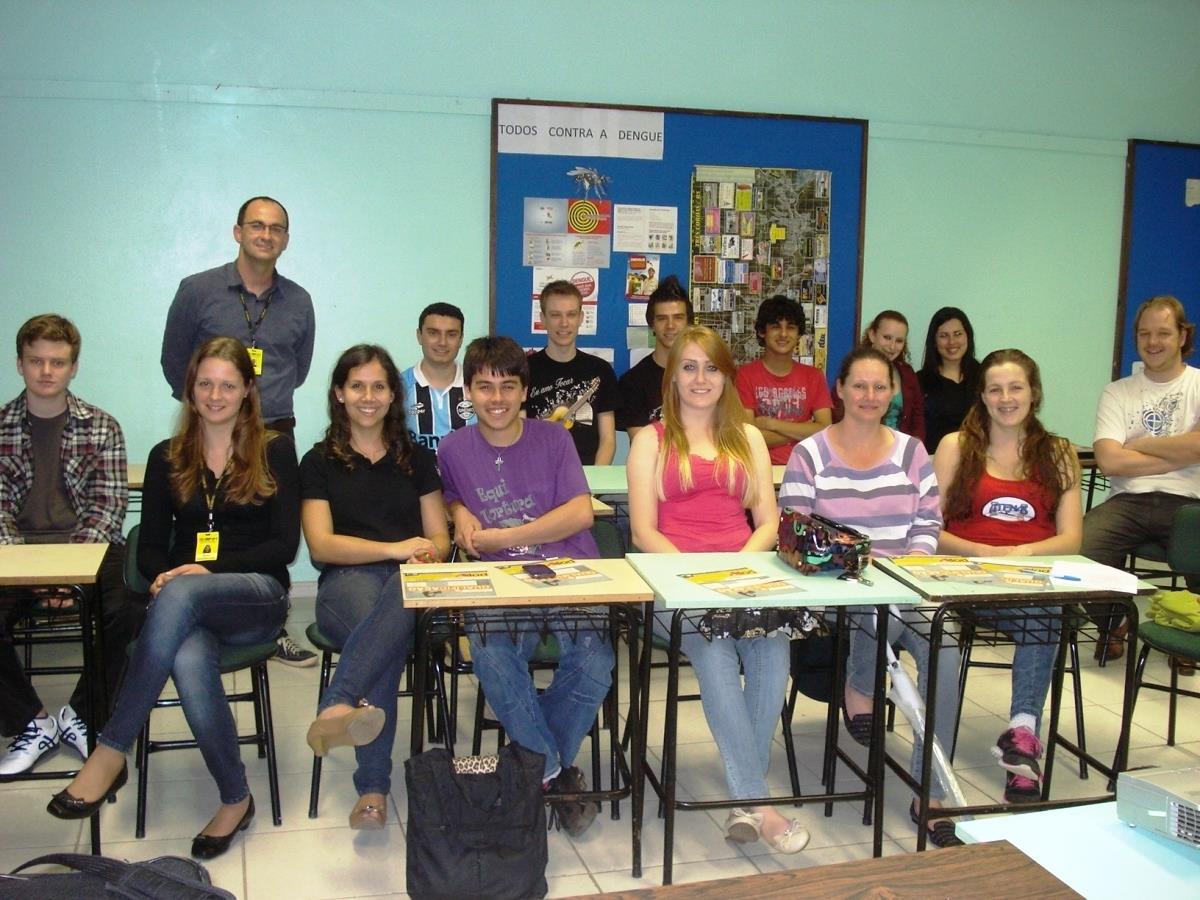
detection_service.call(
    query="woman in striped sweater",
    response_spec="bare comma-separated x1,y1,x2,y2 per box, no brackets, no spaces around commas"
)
778,346,962,848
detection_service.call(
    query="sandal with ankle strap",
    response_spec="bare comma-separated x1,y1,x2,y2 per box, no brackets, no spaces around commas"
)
910,804,963,848
841,704,873,747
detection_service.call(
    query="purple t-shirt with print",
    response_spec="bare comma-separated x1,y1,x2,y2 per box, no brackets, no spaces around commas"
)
437,419,598,561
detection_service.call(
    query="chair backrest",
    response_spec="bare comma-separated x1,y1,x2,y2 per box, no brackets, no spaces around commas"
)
1169,505,1200,575
589,519,626,559
123,524,151,595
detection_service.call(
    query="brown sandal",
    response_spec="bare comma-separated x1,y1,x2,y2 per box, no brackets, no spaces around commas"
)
349,794,387,830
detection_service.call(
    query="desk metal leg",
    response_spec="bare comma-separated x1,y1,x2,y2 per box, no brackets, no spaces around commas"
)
1040,619,1072,799
1113,605,1139,786
75,582,103,855
661,610,684,886
409,610,431,759
869,604,888,854
625,605,646,878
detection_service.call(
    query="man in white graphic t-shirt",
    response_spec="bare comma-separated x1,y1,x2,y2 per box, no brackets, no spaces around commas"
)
1084,295,1200,657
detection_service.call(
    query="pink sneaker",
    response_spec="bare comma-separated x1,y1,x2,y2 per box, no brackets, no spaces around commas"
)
1004,772,1041,804
992,726,1043,780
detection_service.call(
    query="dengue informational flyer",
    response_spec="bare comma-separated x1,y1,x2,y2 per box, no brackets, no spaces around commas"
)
680,567,805,600
402,570,497,600
497,558,612,589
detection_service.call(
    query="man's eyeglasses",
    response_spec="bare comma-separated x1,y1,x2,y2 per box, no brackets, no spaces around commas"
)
242,221,287,236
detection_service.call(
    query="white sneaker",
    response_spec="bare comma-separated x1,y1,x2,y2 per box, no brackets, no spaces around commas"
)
0,715,60,775
57,705,90,760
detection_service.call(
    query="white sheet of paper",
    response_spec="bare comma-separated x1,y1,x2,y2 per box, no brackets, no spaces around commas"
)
1049,560,1138,594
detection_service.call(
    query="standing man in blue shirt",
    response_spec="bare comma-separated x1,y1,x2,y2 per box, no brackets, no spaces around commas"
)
160,196,317,666
400,302,475,450
161,196,315,438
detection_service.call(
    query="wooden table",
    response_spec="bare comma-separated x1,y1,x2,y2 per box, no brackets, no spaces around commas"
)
563,839,1078,898
401,557,654,875
872,555,1150,847
625,551,922,884
0,542,110,854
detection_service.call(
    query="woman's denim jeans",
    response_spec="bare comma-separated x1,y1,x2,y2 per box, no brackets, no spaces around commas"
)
316,563,415,797
99,573,287,805
846,605,961,799
468,618,613,782
971,606,1059,735
680,630,791,801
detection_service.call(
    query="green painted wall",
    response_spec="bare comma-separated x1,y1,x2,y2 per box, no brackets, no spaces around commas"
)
3,1,1198,577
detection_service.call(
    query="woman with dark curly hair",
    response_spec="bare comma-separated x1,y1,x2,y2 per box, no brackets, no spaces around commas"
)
300,344,450,830
933,348,1081,804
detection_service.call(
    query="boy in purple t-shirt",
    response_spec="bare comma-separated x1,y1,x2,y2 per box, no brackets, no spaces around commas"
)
436,336,609,836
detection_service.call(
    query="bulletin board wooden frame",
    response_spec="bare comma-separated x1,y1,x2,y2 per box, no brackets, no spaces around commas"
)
1114,138,1200,378
490,98,868,379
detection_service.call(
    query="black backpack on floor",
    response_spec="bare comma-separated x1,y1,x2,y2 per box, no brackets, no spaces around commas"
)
1,853,234,898
405,742,548,900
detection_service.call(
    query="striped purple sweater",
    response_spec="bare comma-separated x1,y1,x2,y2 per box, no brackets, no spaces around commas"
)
777,428,941,557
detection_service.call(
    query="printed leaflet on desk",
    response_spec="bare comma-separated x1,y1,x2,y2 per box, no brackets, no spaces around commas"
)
404,571,497,599
680,567,805,600
497,558,612,589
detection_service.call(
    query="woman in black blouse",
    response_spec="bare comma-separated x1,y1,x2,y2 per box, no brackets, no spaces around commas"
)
918,306,980,453
48,337,299,861
300,344,449,830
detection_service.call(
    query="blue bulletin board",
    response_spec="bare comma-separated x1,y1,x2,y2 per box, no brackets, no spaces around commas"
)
1116,139,1200,377
490,99,868,379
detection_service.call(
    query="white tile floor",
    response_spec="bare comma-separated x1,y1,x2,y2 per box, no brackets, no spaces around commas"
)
3,589,1198,898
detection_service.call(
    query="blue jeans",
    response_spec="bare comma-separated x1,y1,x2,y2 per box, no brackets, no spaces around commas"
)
468,617,613,781
316,563,414,797
99,573,287,805
971,607,1059,735
846,605,960,799
680,631,791,801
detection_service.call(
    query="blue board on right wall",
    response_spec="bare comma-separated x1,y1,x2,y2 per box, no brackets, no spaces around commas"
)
1116,139,1200,378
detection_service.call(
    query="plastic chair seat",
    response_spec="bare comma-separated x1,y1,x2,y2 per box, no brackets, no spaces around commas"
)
1138,621,1200,658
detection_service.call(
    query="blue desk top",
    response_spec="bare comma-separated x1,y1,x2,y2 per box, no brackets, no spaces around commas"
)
957,802,1200,895
625,551,921,609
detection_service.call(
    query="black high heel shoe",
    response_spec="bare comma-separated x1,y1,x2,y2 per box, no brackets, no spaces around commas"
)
191,796,255,860
47,764,128,820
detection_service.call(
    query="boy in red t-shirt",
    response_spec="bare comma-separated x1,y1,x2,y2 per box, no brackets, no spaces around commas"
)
736,295,832,465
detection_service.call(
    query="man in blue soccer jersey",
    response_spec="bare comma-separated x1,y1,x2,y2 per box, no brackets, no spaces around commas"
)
401,302,475,449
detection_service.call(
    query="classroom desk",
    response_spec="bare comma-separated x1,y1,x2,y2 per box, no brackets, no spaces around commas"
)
872,555,1148,848
126,462,146,515
957,802,1200,896
1073,444,1108,512
584,464,628,496
400,558,654,876
577,839,1078,899
625,551,922,885
0,542,110,854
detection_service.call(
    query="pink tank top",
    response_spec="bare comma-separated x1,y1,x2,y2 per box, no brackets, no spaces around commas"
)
653,422,751,552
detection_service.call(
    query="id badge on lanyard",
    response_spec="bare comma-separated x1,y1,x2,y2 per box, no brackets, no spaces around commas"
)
197,468,226,562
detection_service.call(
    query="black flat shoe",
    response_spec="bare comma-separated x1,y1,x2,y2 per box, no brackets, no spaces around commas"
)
191,796,255,860
910,803,963,848
47,764,128,820
841,704,873,747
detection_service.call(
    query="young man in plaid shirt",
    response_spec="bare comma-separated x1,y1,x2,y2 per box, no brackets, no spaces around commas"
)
0,314,142,774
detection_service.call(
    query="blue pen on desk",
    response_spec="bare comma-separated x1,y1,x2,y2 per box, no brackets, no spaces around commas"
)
1051,574,1082,582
